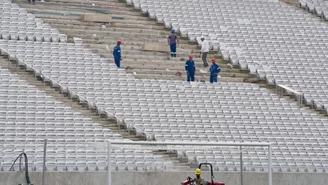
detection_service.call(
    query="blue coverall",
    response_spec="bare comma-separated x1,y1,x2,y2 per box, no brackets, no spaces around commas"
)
185,60,195,82
168,34,177,57
113,45,121,68
209,63,221,83
170,43,177,57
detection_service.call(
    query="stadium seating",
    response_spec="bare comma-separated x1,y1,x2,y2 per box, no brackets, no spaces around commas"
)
0,66,171,171
0,0,67,42
1,0,328,173
300,0,328,19
2,37,328,172
133,0,328,111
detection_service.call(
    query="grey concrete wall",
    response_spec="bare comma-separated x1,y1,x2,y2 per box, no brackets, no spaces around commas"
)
1,171,328,185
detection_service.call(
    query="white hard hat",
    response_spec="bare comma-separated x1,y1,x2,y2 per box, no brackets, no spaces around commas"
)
201,36,204,39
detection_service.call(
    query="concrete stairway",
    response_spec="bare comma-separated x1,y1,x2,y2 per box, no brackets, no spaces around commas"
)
0,55,145,141
152,150,196,171
15,0,259,83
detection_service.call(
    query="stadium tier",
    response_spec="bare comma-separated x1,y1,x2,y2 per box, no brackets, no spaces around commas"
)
300,0,328,19
135,0,328,111
0,0,67,42
1,38,328,172
1,0,328,177
0,66,172,172
9,0,253,83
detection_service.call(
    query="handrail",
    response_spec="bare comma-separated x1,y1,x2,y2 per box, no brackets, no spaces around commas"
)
9,152,31,185
276,84,303,107
277,84,300,95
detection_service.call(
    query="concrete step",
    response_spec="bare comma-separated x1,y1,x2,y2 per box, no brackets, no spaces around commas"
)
67,35,170,44
42,18,104,26
120,59,234,68
18,1,140,16
122,63,229,72
83,43,198,53
34,13,81,20
55,23,167,38
115,13,153,21
44,0,131,8
111,21,165,30
41,17,166,30
91,48,194,58
133,73,247,83
152,150,193,170
49,23,167,35
125,68,249,78
83,43,201,53
84,44,196,57
73,36,191,45
24,5,151,22
64,32,186,45
98,53,187,62
111,17,161,26
93,50,181,59
89,46,218,60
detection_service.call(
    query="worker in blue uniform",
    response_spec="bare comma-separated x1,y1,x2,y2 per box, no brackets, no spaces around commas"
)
167,29,179,58
185,55,196,82
113,40,122,68
209,58,221,83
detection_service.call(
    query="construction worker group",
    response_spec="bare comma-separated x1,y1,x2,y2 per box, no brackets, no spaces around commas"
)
113,33,221,83
185,55,221,83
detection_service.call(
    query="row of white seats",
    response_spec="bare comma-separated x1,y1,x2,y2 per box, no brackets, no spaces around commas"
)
133,0,328,113
0,0,67,42
0,66,169,171
1,38,328,172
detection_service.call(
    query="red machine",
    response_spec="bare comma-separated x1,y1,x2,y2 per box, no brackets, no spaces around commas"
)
181,177,192,185
181,163,225,185
181,177,225,185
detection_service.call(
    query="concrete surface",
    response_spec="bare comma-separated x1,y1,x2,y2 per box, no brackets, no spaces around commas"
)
3,171,328,185
81,13,112,23
142,43,169,53
280,0,299,6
